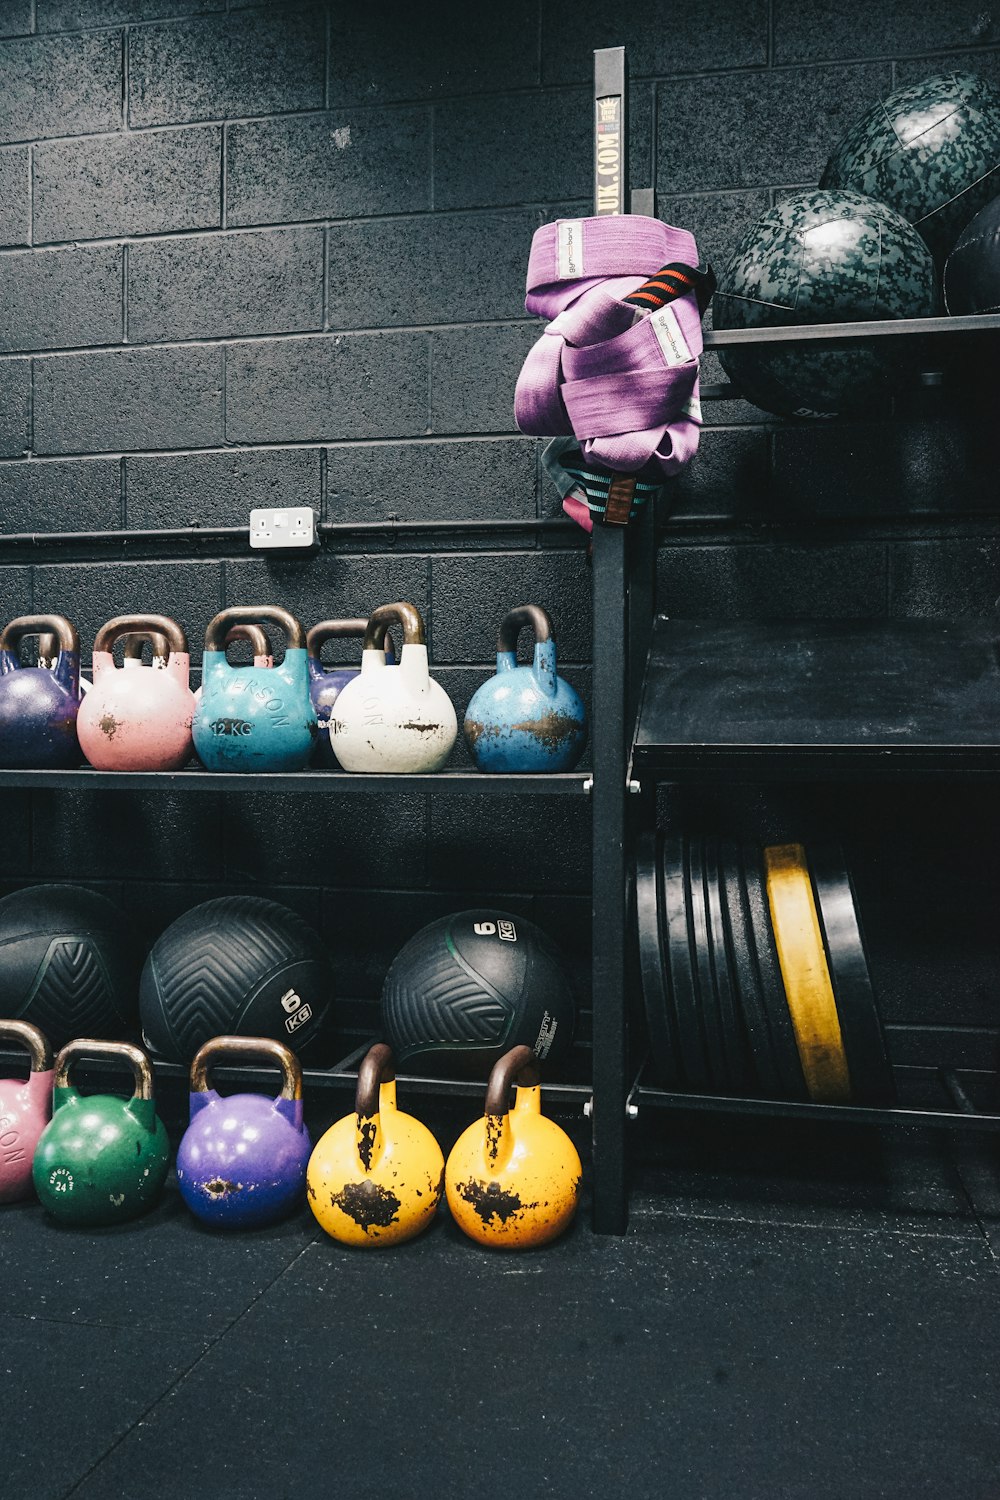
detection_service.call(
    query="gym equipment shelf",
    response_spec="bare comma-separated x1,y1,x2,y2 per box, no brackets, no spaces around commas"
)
0,768,589,794
633,617,1000,780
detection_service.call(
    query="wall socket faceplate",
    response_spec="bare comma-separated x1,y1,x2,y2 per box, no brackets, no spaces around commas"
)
249,507,317,549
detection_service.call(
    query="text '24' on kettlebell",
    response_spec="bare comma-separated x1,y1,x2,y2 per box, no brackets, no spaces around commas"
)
78,615,195,771
33,1039,170,1226
306,618,396,769
328,603,457,773
0,615,82,769
445,1045,582,1249
464,605,586,773
177,1035,311,1229
0,1020,54,1203
193,606,316,772
307,1043,443,1247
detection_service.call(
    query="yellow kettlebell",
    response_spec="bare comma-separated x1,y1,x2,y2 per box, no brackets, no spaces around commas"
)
445,1045,582,1249
306,1043,443,1248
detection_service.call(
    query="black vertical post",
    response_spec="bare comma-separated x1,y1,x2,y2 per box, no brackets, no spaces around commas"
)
590,46,630,1234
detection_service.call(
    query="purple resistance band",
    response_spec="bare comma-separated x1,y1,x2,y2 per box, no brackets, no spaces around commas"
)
514,215,711,529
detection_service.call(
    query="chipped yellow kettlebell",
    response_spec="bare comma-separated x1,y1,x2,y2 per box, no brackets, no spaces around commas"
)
306,1043,443,1248
445,1045,582,1249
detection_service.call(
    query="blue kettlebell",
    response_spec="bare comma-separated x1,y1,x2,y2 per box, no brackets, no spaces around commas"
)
464,605,587,773
194,605,317,772
307,618,396,769
176,1036,311,1229
0,615,82,769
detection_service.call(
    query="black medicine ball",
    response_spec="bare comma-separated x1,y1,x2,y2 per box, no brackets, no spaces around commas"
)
381,909,576,1074
0,884,138,1048
139,896,332,1064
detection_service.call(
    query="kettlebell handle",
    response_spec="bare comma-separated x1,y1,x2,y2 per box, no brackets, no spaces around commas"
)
0,614,79,657
355,1042,395,1117
189,1035,303,1100
204,606,305,652
122,631,170,662
308,619,396,662
484,1045,541,1116
0,1019,53,1073
54,1039,156,1100
94,614,188,657
223,624,271,659
363,602,425,651
497,605,554,656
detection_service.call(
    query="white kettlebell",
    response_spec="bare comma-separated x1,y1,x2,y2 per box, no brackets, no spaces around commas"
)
329,602,457,773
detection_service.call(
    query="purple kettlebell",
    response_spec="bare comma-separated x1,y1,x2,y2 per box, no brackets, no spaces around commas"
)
0,615,82,769
307,619,396,769
176,1036,311,1229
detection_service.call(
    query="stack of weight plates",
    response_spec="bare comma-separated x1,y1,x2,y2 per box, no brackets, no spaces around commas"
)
634,833,894,1104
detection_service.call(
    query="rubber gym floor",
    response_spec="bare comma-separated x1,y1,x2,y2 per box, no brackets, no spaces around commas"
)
5,1098,1000,1500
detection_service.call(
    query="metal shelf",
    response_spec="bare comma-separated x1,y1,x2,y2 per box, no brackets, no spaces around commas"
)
632,617,1000,781
704,310,1000,349
2,767,590,795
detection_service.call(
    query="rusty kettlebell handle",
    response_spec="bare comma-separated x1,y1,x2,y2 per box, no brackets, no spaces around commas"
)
54,1039,156,1100
122,631,170,662
94,615,187,657
484,1045,541,1116
223,623,271,659
0,615,80,658
355,1042,396,1117
0,1019,53,1072
189,1035,303,1100
308,619,396,662
204,606,305,653
362,603,425,652
497,605,554,655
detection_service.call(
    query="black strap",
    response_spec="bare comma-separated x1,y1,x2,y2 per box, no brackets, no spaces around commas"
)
624,261,716,316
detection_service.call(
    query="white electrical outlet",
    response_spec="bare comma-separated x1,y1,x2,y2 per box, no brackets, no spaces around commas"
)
249,507,317,550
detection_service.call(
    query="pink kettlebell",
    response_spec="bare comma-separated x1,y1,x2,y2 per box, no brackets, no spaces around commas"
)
0,1021,54,1203
78,614,195,771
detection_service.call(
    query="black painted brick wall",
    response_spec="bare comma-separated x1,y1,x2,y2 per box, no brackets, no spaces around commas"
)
0,2,996,1050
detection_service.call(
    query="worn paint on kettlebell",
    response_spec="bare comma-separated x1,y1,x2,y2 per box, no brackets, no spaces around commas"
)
464,606,586,773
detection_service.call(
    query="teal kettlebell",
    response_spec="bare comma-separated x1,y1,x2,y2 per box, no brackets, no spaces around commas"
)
464,605,587,772
193,606,317,772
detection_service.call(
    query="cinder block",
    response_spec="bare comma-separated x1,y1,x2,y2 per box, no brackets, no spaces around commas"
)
328,438,536,524
327,210,534,330
542,0,767,83
34,345,225,455
658,429,773,526
0,244,121,353
655,63,892,193
34,127,222,243
126,447,320,528
128,228,323,344
430,550,593,663
329,1,538,106
226,109,431,227
37,0,223,32
223,791,430,891
0,33,121,146
775,0,995,65
32,556,223,653
31,791,223,880
128,10,324,128
0,456,120,532
0,147,27,247
656,539,888,616
888,536,1000,616
656,189,771,279
0,358,29,456
429,324,538,435
428,793,592,896
225,334,429,445
896,49,1000,90
0,1,33,37
223,552,430,649
434,89,594,210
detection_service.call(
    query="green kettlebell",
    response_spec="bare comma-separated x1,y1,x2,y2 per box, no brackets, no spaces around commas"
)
33,1039,170,1227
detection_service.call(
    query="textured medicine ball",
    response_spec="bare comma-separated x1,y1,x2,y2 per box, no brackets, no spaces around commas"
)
713,189,938,418
944,191,1000,312
381,910,575,1075
140,896,332,1064
821,72,1000,265
0,884,138,1048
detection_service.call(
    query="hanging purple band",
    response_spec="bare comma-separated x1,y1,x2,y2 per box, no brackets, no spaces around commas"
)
515,215,708,522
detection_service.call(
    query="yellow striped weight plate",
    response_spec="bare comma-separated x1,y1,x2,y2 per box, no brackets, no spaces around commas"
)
763,843,851,1103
